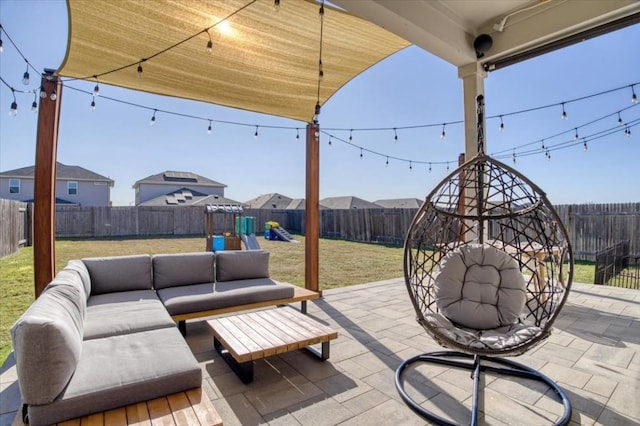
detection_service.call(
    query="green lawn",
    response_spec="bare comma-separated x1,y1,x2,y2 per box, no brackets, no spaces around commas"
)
0,236,595,364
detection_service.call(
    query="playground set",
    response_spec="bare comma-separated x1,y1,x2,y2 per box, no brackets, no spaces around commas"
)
204,204,296,252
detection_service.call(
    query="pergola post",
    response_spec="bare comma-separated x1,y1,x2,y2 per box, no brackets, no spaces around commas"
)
305,123,320,293
33,70,62,297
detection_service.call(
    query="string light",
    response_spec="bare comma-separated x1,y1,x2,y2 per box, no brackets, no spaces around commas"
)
318,60,324,81
512,150,516,164
546,150,551,161
583,138,588,152
0,31,3,54
9,88,17,116
574,128,579,140
561,102,567,120
319,1,325,20
393,128,398,143
39,84,46,98
296,128,300,140
625,126,631,137
207,120,212,134
359,147,363,158
618,112,623,126
446,163,450,171
349,129,353,141
499,115,504,132
137,62,143,78
206,30,213,54
440,124,446,140
409,161,412,171
429,163,432,173
632,85,638,104
90,96,96,111
541,139,546,150
274,0,280,12
49,89,57,101
93,78,100,96
328,136,332,146
385,156,389,166
254,125,259,138
22,64,30,85
31,92,37,112
150,109,156,125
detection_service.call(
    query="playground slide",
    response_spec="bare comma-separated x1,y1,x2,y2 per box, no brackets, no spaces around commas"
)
272,227,299,243
242,233,262,250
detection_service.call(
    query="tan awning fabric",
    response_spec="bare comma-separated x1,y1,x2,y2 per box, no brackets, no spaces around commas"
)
58,0,410,122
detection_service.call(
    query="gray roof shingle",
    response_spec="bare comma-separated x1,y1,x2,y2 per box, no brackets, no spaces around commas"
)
0,162,113,185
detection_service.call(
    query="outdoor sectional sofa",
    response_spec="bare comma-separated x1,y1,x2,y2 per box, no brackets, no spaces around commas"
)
11,249,307,425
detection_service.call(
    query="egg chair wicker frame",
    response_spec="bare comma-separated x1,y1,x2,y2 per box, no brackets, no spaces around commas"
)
395,95,573,426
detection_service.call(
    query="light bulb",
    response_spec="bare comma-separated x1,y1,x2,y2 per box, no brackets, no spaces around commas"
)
618,113,623,126
49,90,57,101
137,63,143,78
31,100,37,112
561,103,567,120
349,130,353,141
274,0,280,11
409,161,412,171
499,116,504,132
0,38,3,53
574,128,579,140
207,121,212,134
360,148,363,158
206,40,213,54
296,129,300,140
39,85,46,98
583,141,588,152
22,70,30,86
440,124,446,140
150,110,156,125
328,137,332,146
90,98,96,111
254,126,259,139
393,128,398,143
93,84,100,96
9,101,18,116
385,157,389,166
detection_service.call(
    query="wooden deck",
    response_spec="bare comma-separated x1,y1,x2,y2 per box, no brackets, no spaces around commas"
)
12,388,222,426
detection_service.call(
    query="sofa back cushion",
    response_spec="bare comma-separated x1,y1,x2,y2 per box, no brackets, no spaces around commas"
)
64,259,92,300
216,250,270,282
152,252,215,290
11,277,85,405
82,255,152,295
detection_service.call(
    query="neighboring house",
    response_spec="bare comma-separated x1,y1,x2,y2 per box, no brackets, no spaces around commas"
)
374,198,423,208
319,196,380,209
244,193,292,209
0,162,114,206
286,198,306,209
133,171,226,205
139,187,244,207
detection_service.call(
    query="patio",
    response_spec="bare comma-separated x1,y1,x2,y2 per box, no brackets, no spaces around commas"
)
1,279,638,425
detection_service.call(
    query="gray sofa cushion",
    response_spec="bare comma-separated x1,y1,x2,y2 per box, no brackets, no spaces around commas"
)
84,290,176,340
434,244,526,330
83,255,152,295
11,280,85,405
64,259,92,300
157,278,296,316
216,250,270,282
25,327,202,426
153,252,215,290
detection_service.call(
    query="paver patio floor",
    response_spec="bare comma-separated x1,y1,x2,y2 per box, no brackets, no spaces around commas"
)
1,279,638,425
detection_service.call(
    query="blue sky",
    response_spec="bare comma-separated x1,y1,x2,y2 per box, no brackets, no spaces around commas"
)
1,1,639,206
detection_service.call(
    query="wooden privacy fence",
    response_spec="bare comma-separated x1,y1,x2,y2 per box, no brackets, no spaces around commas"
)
0,199,31,258
555,203,639,260
2,202,637,261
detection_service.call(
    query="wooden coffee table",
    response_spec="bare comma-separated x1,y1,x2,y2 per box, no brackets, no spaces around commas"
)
206,307,338,383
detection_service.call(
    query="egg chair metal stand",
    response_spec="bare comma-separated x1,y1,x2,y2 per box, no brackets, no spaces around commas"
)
395,95,573,425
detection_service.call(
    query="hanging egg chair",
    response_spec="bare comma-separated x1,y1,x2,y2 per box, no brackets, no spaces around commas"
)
395,95,573,426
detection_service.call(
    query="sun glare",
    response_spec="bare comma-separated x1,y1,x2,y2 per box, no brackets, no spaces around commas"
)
218,20,233,36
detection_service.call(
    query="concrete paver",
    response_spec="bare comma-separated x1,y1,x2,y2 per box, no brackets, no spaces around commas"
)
1,280,638,426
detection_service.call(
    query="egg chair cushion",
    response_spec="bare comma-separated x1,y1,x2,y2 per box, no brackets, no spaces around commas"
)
434,244,526,330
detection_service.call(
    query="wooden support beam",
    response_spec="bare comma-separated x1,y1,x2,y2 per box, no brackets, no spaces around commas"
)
305,123,319,292
33,71,62,297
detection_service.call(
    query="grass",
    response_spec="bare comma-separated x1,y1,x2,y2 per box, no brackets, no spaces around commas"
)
0,235,595,364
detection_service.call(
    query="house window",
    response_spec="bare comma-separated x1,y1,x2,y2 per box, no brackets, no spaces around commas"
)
68,181,78,195
9,179,20,194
